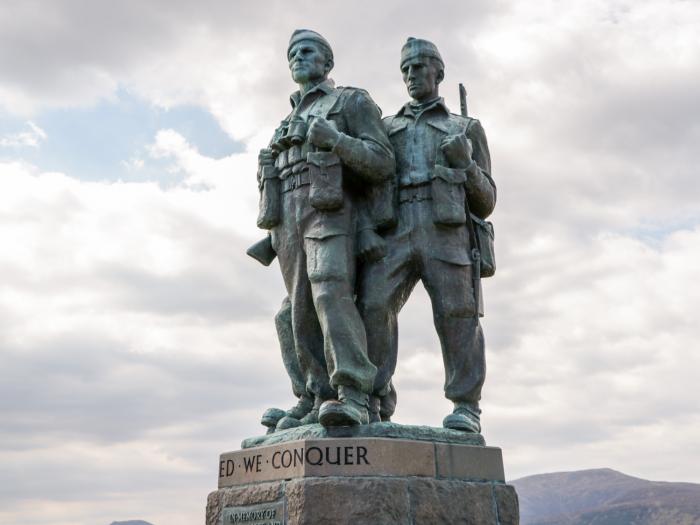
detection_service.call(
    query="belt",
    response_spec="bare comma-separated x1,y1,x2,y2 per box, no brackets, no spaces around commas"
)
398,183,432,203
281,170,310,193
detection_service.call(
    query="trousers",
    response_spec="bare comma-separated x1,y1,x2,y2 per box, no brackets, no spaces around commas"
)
272,184,377,398
358,197,485,408
274,296,306,399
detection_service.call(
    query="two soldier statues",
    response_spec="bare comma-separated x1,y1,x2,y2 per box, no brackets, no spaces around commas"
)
249,30,496,435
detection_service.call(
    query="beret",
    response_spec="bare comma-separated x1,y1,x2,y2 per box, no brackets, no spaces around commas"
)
288,29,333,60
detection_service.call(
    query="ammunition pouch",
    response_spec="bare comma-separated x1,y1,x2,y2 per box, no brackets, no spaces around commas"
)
256,165,281,229
287,144,303,166
308,151,343,211
470,214,496,278
430,165,467,226
281,171,310,193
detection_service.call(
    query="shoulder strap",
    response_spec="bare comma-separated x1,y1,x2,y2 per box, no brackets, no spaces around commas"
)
383,114,395,126
307,87,348,120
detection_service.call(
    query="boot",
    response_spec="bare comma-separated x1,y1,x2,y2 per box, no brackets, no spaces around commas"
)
261,395,313,433
380,384,397,422
368,394,381,423
261,407,286,434
442,402,481,433
319,385,369,427
286,395,314,420
276,396,322,430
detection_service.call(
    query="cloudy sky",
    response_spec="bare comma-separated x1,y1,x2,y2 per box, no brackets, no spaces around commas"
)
1,0,699,523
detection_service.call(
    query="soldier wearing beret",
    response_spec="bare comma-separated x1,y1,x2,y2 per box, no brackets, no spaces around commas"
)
256,30,395,428
358,38,496,432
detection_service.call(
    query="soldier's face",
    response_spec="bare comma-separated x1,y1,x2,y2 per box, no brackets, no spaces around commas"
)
288,41,329,84
402,57,440,102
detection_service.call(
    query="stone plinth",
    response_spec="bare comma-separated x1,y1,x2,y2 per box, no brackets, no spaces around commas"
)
207,476,518,525
207,435,519,524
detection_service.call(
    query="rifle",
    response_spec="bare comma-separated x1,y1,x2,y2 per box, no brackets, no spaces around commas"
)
459,83,483,317
459,83,468,118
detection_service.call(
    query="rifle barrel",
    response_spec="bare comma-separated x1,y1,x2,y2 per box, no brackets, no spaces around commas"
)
459,83,468,118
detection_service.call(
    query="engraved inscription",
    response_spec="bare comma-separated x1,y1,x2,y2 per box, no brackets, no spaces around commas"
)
219,444,371,484
219,459,235,477
220,501,284,525
218,438,438,488
270,445,369,468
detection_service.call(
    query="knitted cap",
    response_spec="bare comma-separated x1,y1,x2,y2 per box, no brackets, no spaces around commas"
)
400,37,444,69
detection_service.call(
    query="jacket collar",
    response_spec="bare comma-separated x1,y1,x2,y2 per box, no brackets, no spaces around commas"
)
290,78,336,108
396,96,450,119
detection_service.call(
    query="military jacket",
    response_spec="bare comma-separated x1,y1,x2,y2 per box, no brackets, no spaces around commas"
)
383,98,495,220
265,79,394,238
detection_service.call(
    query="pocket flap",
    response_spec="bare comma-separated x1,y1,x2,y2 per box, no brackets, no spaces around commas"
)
432,245,472,266
388,122,407,136
432,165,467,184
470,213,495,239
427,120,449,134
307,151,341,169
261,165,278,180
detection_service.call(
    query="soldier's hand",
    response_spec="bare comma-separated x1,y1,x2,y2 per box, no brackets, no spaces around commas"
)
258,148,275,166
358,229,386,263
440,134,473,169
308,118,340,150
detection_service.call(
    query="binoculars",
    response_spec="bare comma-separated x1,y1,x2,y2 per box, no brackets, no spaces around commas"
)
272,117,308,151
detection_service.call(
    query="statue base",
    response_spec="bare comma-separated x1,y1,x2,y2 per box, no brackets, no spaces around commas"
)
207,431,519,524
240,422,485,449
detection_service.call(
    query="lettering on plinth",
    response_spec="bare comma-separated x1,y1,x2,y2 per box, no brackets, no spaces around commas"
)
218,438,436,488
220,500,285,525
270,444,369,468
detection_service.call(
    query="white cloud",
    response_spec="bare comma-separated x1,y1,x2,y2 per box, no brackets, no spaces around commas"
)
0,121,47,148
0,159,288,524
0,1,700,523
145,128,260,227
121,156,144,171
390,224,700,480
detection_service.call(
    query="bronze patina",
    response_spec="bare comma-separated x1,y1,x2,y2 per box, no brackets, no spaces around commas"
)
251,33,495,435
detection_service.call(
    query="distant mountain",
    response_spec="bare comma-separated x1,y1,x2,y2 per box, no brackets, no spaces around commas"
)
511,468,700,525
110,521,154,525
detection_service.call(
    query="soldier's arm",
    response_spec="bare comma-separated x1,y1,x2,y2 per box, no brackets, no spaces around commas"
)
332,90,395,184
356,201,386,262
465,119,496,219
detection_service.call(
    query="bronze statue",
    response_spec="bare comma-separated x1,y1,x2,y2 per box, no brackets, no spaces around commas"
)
357,38,496,433
219,33,520,525
251,34,495,434
254,29,395,429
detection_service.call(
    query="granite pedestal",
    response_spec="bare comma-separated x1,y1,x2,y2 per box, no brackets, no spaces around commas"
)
207,424,519,524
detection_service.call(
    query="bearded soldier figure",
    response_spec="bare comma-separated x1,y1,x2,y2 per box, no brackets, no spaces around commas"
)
358,38,496,432
256,29,394,428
